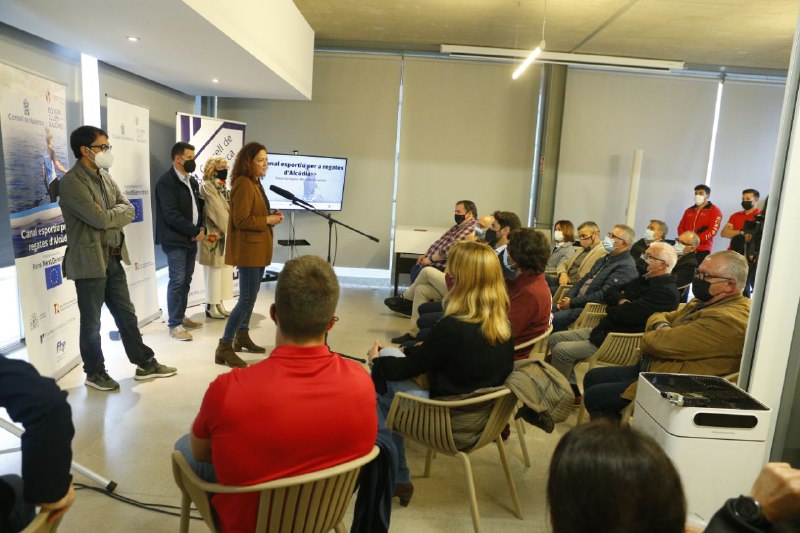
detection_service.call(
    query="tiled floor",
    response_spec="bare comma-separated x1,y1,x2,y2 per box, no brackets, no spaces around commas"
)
0,275,576,532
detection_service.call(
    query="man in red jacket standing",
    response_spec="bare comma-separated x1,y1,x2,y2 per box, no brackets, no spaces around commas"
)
677,184,722,263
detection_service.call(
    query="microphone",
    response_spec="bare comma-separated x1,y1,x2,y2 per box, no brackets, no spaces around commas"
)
269,185,297,200
269,185,313,207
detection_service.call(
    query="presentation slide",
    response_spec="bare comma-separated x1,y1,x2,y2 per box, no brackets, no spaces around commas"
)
262,153,347,211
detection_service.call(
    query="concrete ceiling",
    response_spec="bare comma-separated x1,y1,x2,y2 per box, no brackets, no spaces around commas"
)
296,0,800,72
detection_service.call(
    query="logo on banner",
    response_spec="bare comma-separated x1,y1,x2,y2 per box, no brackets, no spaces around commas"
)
56,340,66,355
130,198,144,222
53,303,61,314
45,264,63,289
30,313,39,330
46,90,52,104
23,98,30,116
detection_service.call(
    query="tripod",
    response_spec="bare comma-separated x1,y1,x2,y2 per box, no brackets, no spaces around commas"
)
0,417,118,492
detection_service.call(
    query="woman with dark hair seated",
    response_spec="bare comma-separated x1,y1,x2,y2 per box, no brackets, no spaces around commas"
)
368,241,515,507
506,228,554,359
548,421,686,533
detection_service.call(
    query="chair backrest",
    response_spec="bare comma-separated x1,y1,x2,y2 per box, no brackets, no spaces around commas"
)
514,324,553,360
594,332,644,367
552,284,572,303
386,388,517,455
570,303,607,330
172,446,379,532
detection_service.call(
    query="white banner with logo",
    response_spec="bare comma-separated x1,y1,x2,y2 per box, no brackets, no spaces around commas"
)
0,62,80,378
175,113,245,306
106,97,160,325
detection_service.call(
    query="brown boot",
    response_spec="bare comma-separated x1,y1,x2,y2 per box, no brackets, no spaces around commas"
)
215,340,247,368
233,330,266,353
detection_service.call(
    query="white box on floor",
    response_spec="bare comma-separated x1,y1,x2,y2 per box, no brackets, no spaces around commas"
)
631,372,771,527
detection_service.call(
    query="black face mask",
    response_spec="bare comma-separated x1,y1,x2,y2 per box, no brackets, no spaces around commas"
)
741,200,754,210
182,159,197,173
216,168,228,181
691,278,714,302
485,229,498,246
454,214,466,225
636,260,649,277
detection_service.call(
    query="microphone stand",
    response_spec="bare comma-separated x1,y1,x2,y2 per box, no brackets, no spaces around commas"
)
282,197,379,264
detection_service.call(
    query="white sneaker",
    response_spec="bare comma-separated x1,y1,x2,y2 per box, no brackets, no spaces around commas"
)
169,325,192,341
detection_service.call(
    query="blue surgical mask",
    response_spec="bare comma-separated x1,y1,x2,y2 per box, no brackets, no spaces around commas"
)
474,226,487,240
674,242,685,256
601,235,615,253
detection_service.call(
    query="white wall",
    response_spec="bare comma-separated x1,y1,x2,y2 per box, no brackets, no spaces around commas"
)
555,68,719,238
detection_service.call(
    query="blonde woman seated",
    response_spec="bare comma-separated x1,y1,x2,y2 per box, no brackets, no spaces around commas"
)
368,241,515,507
199,156,234,319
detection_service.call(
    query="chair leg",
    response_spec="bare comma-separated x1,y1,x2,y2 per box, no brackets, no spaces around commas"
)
456,452,483,533
423,448,436,477
514,417,531,467
495,437,523,519
179,492,190,533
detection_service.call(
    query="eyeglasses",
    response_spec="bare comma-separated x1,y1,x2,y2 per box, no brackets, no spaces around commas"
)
677,240,693,247
88,144,112,152
640,253,665,263
693,268,733,283
607,232,624,242
578,234,593,241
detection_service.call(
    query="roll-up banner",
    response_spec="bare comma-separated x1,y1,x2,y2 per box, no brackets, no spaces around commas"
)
106,96,160,325
0,62,80,378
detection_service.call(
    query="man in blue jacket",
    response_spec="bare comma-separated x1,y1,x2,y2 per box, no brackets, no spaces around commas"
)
155,142,205,341
548,241,679,398
552,224,638,331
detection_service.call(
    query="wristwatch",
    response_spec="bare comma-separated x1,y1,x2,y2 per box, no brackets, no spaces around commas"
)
731,495,771,528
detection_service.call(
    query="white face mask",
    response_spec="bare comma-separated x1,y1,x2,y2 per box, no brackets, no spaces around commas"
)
695,194,706,206
673,242,685,256
88,148,114,169
553,230,564,243
644,228,655,241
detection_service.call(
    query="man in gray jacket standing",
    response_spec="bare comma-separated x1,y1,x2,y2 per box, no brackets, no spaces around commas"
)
59,125,177,391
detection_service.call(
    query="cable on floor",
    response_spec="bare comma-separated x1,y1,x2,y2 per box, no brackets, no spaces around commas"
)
74,482,203,521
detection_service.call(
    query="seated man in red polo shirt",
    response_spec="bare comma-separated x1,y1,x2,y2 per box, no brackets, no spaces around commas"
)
176,255,377,532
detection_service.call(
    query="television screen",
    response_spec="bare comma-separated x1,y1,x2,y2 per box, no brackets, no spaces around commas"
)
262,153,348,211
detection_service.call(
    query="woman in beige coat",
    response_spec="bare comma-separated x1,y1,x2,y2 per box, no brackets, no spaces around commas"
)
199,156,233,319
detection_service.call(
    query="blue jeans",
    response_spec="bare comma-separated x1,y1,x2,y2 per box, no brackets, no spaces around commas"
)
552,307,581,332
163,245,197,328
377,379,429,485
583,364,640,420
174,434,217,483
222,266,264,342
74,256,154,375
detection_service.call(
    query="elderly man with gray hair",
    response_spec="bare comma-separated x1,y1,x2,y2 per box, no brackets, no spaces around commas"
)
547,241,680,400
583,250,751,420
552,224,639,331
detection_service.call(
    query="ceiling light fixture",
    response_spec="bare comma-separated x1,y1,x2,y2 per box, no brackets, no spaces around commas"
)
512,0,547,80
126,36,139,42
212,78,219,83
440,45,685,72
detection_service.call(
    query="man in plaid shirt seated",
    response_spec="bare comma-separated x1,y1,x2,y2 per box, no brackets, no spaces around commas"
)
385,200,477,342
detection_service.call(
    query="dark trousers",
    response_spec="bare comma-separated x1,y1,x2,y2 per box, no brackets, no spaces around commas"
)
74,256,154,376
163,244,197,328
552,307,581,332
409,264,423,284
583,364,640,421
0,475,35,533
